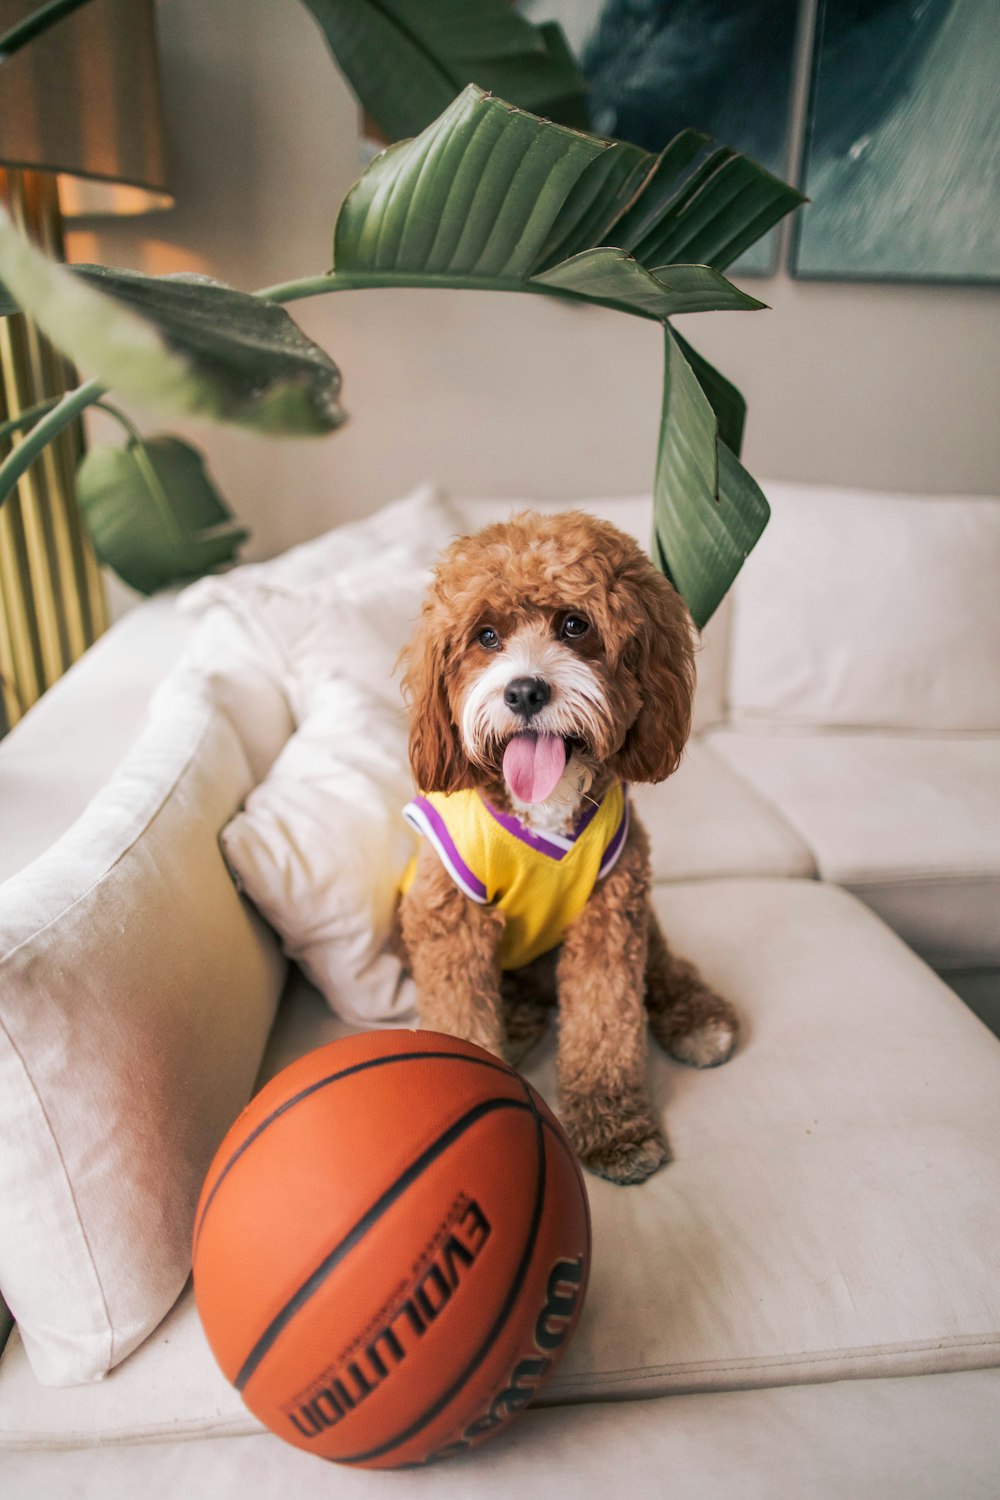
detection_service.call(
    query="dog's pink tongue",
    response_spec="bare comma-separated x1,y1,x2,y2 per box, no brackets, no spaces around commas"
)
502,733,567,804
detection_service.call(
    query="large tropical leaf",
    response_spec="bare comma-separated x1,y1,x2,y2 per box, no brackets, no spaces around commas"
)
327,87,798,626
672,329,747,457
652,329,769,630
0,216,345,436
76,436,248,594
533,250,765,319
300,0,588,139
331,86,797,315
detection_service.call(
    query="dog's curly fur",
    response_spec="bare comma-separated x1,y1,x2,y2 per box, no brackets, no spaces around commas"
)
398,511,738,1184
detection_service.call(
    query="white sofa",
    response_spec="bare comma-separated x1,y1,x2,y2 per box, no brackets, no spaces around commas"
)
1,483,999,1498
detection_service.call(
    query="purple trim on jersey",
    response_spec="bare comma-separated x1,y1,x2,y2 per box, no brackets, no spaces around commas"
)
597,790,630,880
480,794,600,861
403,797,488,904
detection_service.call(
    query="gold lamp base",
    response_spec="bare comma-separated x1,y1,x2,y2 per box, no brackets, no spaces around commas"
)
0,167,108,731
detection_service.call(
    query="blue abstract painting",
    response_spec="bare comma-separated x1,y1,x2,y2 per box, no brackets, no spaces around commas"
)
521,0,801,275
794,0,1000,280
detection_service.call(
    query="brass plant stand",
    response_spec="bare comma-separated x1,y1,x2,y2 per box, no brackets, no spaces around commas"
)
0,168,108,729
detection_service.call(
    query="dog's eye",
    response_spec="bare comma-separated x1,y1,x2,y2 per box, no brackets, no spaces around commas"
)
477,626,501,650
561,614,590,640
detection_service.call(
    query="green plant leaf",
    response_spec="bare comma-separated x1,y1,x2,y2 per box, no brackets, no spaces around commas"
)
76,436,248,595
671,330,747,457
610,141,806,272
653,328,768,629
300,0,588,140
0,214,345,435
332,88,798,305
335,87,609,279
531,249,765,319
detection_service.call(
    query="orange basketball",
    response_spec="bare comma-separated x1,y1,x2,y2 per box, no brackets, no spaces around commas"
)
192,1029,591,1469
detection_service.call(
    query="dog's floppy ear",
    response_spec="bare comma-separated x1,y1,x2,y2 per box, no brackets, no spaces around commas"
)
615,563,695,785
402,598,470,794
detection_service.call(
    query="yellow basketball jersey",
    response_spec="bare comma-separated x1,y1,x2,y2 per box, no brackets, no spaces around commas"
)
401,783,629,970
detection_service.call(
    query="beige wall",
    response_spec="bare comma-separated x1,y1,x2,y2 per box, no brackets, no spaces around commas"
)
73,0,1000,565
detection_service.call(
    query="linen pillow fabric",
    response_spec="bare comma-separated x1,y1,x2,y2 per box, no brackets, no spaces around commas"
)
0,688,286,1386
221,678,419,1026
727,483,1000,730
217,561,437,1024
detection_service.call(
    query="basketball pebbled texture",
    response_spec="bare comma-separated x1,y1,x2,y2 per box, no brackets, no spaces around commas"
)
192,1030,591,1469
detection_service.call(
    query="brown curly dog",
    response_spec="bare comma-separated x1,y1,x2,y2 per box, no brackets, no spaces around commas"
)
398,511,738,1185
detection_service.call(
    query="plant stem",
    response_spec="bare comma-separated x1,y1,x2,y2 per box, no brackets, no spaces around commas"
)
256,271,545,303
94,402,187,548
94,398,144,447
0,395,62,445
0,0,96,59
0,377,105,511
255,270,661,321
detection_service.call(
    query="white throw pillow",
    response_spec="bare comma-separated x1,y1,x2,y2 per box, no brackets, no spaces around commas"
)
0,687,286,1386
180,480,454,615
728,482,1000,730
179,487,468,1027
222,679,418,1026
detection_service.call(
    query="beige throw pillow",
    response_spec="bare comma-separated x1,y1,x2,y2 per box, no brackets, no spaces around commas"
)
0,689,286,1386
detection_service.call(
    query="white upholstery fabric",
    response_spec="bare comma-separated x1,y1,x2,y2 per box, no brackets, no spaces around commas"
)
635,740,815,883
0,595,194,886
184,488,463,1022
0,690,286,1386
4,879,999,1440
181,482,454,609
222,679,418,1025
728,482,1000,731
3,1371,1000,1500
709,729,1000,966
454,494,731,733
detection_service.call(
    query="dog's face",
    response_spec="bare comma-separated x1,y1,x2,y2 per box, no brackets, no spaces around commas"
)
403,511,695,806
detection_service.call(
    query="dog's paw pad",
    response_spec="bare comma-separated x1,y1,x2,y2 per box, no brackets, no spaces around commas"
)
669,1019,738,1069
581,1132,671,1186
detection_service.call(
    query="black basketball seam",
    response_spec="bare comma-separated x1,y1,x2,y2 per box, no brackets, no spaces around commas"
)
337,1077,548,1465
193,1050,515,1254
233,1095,532,1393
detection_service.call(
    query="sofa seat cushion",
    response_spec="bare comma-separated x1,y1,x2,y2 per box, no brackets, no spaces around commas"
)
708,729,1000,967
4,879,1000,1446
2,1371,999,1500
635,740,816,883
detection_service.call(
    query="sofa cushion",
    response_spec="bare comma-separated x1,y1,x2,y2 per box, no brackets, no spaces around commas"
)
727,482,1000,731
708,729,1000,967
635,740,816,883
2,1370,999,1499
4,879,1000,1441
0,594,194,886
0,688,286,1387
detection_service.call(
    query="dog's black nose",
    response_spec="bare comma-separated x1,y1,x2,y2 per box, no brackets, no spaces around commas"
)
504,676,551,719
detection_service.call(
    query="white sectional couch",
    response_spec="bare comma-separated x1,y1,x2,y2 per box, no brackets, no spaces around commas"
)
1,482,999,1497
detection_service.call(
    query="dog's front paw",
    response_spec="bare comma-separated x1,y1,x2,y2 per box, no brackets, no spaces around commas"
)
561,1091,671,1186
653,993,739,1069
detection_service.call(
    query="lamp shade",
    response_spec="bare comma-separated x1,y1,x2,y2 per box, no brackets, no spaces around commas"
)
0,0,171,215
